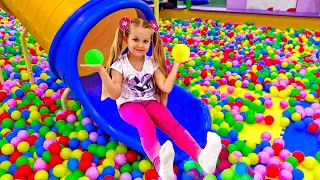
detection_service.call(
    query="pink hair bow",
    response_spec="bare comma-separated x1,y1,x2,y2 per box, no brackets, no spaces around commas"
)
119,16,159,32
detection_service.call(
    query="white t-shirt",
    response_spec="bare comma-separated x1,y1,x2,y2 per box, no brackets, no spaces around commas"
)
110,54,159,108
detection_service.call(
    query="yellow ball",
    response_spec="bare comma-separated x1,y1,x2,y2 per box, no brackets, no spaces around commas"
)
228,154,238,164
77,130,89,141
216,111,224,119
245,141,256,150
71,149,83,160
60,148,72,160
106,149,117,159
302,156,317,170
28,105,38,112
279,90,288,98
226,61,232,68
79,177,90,180
235,80,242,88
139,159,152,173
35,170,49,180
17,141,30,153
240,157,251,165
45,89,54,97
255,84,263,91
240,106,249,112
53,164,68,178
211,124,219,131
102,158,115,167
291,112,302,122
247,153,259,165
11,111,21,120
114,169,121,178
0,174,13,180
306,94,315,102
0,161,11,171
45,131,57,139
171,44,190,63
220,122,230,129
116,143,128,154
280,117,290,127
29,111,40,120
1,144,14,155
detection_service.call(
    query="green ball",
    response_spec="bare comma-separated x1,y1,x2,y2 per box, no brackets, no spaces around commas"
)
88,144,98,154
39,126,50,137
0,139,8,149
245,115,256,124
218,128,229,136
234,140,245,151
204,174,217,180
286,156,299,168
42,151,52,162
132,161,140,169
241,146,253,156
106,141,118,150
316,151,320,162
84,49,104,64
221,168,235,180
96,146,107,158
225,117,235,127
65,174,78,180
213,118,223,126
184,160,198,172
227,144,237,153
2,118,13,128
0,169,6,176
120,162,133,173
234,122,244,132
15,156,29,167
44,117,54,127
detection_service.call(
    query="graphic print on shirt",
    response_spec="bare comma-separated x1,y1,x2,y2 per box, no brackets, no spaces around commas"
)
125,73,154,97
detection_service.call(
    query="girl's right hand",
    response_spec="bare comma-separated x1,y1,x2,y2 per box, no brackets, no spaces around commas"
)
80,64,104,73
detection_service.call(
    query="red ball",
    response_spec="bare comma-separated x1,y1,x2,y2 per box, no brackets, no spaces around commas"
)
50,105,59,113
45,98,55,107
48,143,61,155
145,169,159,180
103,176,115,180
271,143,283,155
312,113,320,120
79,160,92,172
126,150,138,163
49,155,63,167
27,173,35,180
16,164,32,177
264,115,274,125
307,123,319,134
56,114,66,121
267,164,279,178
10,151,22,163
65,110,76,116
59,136,70,147
26,135,37,146
216,159,231,174
82,152,94,162
41,114,51,121
173,164,179,174
221,139,230,148
219,148,230,159
292,151,305,163
0,91,7,102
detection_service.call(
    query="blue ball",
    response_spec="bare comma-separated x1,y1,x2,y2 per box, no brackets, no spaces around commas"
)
8,164,17,174
235,162,248,176
15,89,24,97
292,168,304,180
68,138,80,150
67,158,79,171
0,155,9,163
97,135,108,145
84,123,95,133
5,132,16,142
282,110,292,118
36,147,46,157
228,129,238,141
48,176,59,180
81,139,92,151
131,169,143,179
102,166,115,176
21,109,30,119
260,140,271,150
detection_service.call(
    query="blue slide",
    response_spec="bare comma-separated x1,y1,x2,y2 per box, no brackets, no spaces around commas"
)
47,0,212,162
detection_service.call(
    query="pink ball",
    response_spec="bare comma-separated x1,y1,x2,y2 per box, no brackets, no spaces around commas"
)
82,117,92,126
233,151,243,158
242,80,249,88
314,119,320,126
297,110,305,119
231,109,238,115
264,95,271,100
304,107,315,116
273,138,285,147
311,103,320,110
254,172,264,180
221,92,228,99
263,147,275,157
227,86,234,94
7,99,17,108
268,157,280,167
66,114,77,123
279,169,292,180
280,162,293,171
254,164,267,177
256,114,264,123
39,83,48,90
115,153,127,166
300,91,307,98
10,137,22,147
279,150,291,161
264,100,273,108
234,114,243,122
244,93,251,99
295,105,304,111
261,132,271,141
43,139,57,150
85,166,99,180
17,130,29,140
119,172,132,180
89,132,98,142
34,89,44,96
280,100,288,109
258,151,270,164
34,158,47,172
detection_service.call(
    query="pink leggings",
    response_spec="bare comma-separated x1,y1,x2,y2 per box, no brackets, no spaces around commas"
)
119,100,202,171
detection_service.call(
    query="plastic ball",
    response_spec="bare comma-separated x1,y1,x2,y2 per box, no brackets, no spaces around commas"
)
1,143,14,155
261,132,271,141
138,160,152,173
279,169,292,180
302,156,317,170
84,49,104,64
172,44,190,63
34,170,49,180
266,164,280,178
221,168,235,180
264,115,274,125
53,164,67,178
280,100,288,109
292,169,304,180
307,123,319,133
86,166,99,180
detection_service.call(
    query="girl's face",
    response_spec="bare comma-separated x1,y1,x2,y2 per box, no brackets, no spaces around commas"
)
125,26,153,58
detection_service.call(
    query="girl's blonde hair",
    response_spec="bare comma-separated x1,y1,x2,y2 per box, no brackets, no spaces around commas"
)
104,18,168,106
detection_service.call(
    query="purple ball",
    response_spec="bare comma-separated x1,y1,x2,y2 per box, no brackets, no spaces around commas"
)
119,172,132,180
279,169,292,180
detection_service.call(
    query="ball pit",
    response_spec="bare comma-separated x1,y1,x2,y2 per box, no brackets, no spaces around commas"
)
0,8,319,180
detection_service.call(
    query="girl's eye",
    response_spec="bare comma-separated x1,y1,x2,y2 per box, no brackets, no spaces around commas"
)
144,40,149,43
133,39,138,41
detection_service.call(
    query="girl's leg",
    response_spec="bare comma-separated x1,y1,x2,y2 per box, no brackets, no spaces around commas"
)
119,102,161,167
119,102,175,179
144,100,222,174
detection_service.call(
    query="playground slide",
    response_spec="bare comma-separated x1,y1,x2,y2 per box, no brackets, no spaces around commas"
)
0,0,212,162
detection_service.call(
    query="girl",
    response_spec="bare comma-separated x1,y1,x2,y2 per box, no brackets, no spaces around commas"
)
81,17,222,180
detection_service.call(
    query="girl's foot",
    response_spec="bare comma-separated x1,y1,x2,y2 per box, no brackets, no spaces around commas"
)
198,132,222,174
158,140,175,180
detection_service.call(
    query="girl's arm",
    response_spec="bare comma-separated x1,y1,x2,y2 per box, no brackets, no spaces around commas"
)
154,62,180,94
98,67,123,100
